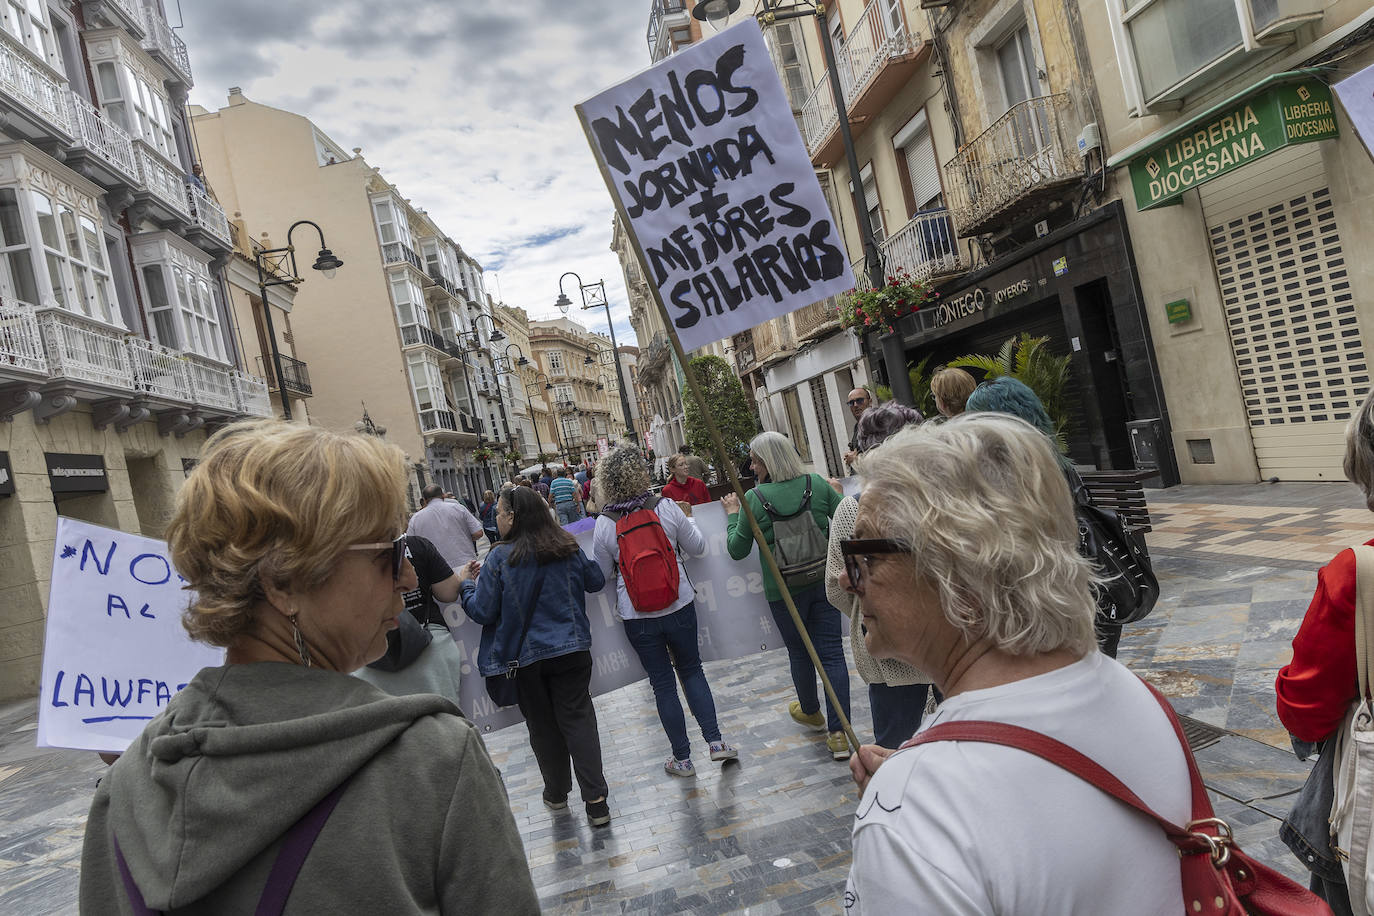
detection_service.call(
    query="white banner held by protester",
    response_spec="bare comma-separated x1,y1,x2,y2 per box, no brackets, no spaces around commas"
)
577,19,853,353
1335,63,1374,158
37,518,224,753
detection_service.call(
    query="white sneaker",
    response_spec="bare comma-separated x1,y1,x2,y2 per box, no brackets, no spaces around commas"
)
664,756,696,778
709,741,738,761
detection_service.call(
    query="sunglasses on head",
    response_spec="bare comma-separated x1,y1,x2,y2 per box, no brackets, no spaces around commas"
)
839,538,910,594
347,535,408,581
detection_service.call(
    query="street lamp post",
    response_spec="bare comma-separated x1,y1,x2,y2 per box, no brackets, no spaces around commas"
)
692,0,912,405
254,220,344,420
494,343,532,473
554,272,636,441
524,372,555,466
452,313,506,444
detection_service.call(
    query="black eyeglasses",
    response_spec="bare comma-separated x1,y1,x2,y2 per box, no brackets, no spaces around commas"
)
840,538,910,594
347,535,408,581
847,397,871,408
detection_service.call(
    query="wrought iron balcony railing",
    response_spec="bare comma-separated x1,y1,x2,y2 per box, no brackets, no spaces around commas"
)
427,269,462,300
0,299,47,375
135,143,191,218
382,242,423,273
400,323,448,353
67,91,137,180
36,306,133,389
943,93,1082,237
185,181,231,247
233,370,272,417
255,353,312,397
879,208,963,283
140,6,191,86
184,353,237,412
646,0,689,61
799,0,922,155
0,29,72,137
126,335,188,400
792,296,843,342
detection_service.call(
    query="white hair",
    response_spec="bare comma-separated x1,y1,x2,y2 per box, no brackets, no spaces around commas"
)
749,430,805,483
855,413,1098,657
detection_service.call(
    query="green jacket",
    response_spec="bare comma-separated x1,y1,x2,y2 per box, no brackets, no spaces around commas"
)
726,472,841,601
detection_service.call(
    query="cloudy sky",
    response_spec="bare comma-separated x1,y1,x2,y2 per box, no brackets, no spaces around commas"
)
180,0,659,344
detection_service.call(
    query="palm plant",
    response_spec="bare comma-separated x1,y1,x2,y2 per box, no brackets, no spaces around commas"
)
948,334,1072,448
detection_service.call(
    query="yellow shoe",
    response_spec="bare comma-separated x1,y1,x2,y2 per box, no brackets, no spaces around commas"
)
827,731,852,761
789,701,826,731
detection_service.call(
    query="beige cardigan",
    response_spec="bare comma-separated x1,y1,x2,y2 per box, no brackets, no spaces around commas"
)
825,495,931,687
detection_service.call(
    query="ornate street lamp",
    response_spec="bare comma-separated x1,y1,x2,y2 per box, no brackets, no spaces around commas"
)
554,271,635,440
354,402,385,437
255,220,343,420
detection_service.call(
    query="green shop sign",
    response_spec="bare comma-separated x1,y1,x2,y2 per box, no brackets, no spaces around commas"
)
1128,75,1338,211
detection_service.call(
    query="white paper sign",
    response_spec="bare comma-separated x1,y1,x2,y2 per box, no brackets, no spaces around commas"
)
1335,63,1374,157
37,518,224,753
578,19,854,352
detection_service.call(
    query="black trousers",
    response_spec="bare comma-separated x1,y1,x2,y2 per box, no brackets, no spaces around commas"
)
515,651,608,803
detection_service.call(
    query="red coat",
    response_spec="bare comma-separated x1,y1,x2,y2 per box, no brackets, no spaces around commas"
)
661,476,710,506
1274,539,1374,742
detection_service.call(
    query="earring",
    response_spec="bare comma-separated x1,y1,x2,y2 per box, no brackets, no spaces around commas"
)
290,612,313,668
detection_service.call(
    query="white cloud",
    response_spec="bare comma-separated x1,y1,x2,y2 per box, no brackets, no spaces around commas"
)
181,0,655,346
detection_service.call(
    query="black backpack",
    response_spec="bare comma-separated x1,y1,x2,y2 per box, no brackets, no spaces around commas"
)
755,475,829,591
1067,470,1159,625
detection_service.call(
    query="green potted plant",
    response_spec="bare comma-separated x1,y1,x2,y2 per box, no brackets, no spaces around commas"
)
472,446,494,463
503,449,521,464
836,269,937,335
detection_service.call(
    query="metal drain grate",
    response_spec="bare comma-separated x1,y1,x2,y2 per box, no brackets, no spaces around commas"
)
1178,716,1227,753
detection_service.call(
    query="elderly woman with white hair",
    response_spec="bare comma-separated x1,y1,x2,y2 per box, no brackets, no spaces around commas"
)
842,414,1195,913
723,431,853,761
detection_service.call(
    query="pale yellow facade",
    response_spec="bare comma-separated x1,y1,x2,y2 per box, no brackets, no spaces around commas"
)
529,317,621,466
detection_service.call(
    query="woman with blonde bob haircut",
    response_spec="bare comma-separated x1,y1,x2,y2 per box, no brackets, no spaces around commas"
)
80,420,539,914
843,414,1193,913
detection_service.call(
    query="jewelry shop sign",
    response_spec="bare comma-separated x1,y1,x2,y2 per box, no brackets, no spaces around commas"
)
1128,76,1338,211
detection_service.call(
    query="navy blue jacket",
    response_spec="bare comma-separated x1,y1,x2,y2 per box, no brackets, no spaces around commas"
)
459,543,605,677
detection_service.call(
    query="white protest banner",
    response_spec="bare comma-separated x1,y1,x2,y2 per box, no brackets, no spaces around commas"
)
577,19,853,353
1335,62,1374,158
444,480,860,733
38,518,224,753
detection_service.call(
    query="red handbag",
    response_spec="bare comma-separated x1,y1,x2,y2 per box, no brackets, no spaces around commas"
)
904,679,1331,915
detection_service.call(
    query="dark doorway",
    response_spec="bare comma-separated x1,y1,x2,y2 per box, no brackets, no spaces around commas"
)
1072,279,1135,469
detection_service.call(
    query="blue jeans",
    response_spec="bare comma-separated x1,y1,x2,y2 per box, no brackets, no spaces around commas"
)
767,583,851,734
623,602,722,761
869,682,940,748
556,501,584,525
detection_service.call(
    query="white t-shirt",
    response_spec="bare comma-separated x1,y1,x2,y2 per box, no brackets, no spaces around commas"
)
845,652,1190,915
593,497,705,621
406,499,483,570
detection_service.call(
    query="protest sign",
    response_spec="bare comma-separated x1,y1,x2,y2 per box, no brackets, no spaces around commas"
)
1335,62,1374,160
443,481,860,733
577,19,853,353
38,518,224,753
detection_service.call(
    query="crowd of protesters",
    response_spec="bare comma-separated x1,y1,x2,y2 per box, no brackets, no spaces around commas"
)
82,362,1358,913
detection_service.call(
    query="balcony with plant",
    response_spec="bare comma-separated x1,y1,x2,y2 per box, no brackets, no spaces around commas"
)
836,270,937,336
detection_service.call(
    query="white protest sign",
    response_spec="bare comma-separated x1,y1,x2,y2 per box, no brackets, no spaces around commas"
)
443,480,860,733
578,19,853,352
1335,63,1374,158
38,518,224,753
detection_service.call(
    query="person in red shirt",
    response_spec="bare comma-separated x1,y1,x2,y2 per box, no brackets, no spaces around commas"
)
661,454,711,506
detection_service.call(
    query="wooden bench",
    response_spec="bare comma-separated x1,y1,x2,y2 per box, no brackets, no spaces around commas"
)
1078,469,1157,536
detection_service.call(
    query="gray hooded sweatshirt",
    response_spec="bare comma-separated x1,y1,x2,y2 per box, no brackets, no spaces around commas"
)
80,662,539,914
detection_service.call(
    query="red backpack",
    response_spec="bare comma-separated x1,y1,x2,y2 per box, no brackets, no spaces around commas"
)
612,496,680,612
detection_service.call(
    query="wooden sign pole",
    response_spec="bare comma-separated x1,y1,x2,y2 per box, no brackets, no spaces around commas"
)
576,108,860,755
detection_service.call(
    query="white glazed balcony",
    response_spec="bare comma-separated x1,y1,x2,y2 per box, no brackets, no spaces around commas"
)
233,369,272,417
67,91,138,182
135,143,191,219
0,30,72,138
125,335,189,401
36,306,133,389
0,299,47,376
879,208,963,284
184,353,237,412
943,94,1083,237
185,181,231,247
799,0,922,156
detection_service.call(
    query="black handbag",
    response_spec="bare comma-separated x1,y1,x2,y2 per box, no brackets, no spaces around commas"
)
484,569,546,708
366,609,433,672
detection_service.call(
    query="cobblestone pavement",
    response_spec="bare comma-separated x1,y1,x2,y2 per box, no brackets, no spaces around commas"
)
2,483,1365,914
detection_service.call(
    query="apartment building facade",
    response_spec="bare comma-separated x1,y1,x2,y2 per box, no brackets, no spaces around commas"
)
0,1,273,700
1082,0,1373,483
528,317,624,467
191,91,520,505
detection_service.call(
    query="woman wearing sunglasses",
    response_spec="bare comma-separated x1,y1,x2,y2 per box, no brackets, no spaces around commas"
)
80,420,538,914
841,415,1192,913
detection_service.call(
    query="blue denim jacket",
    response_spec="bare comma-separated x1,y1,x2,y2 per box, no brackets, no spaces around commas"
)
459,544,605,677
